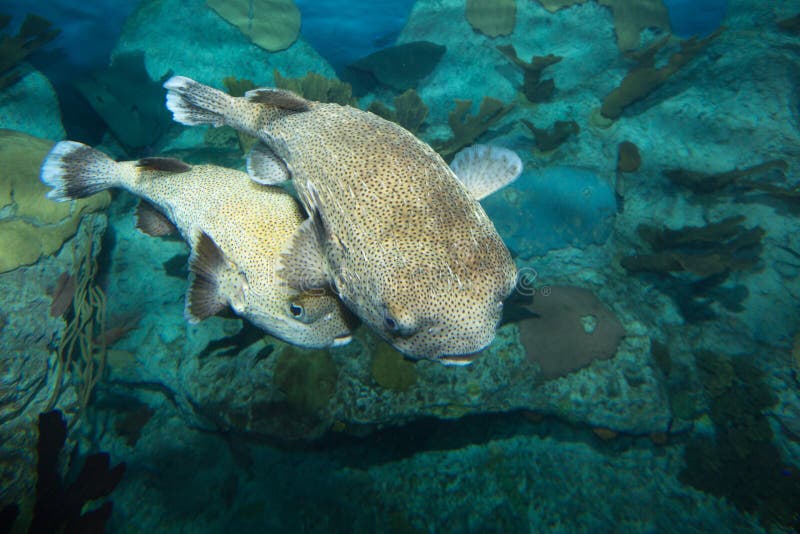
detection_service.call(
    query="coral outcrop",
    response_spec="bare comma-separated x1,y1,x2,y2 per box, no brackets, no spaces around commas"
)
206,0,300,52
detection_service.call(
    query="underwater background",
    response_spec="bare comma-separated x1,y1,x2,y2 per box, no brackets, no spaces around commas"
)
1,0,799,532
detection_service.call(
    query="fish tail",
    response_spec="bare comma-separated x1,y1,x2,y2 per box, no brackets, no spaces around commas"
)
163,76,233,127
40,141,121,201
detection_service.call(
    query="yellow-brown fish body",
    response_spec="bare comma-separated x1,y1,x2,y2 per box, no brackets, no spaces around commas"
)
165,77,520,363
40,141,353,348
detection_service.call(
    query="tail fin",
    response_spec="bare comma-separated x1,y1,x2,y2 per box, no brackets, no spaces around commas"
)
40,141,119,202
163,76,231,127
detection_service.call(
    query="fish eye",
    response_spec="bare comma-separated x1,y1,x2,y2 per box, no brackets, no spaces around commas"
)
289,303,304,318
384,314,399,332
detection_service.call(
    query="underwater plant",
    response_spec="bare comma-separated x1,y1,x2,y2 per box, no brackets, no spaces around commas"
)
46,223,108,427
273,69,355,106
497,44,562,103
0,13,60,91
367,89,429,135
598,28,723,122
621,216,764,322
521,119,579,152
432,97,515,161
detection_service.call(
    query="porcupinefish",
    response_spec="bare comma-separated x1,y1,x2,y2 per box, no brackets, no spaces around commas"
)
164,76,522,364
40,141,354,349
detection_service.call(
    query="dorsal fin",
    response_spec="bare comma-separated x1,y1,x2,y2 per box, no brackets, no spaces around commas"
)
136,157,192,173
135,200,177,237
185,231,230,323
244,88,310,111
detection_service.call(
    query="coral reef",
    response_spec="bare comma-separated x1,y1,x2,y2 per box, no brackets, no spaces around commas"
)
0,13,59,90
206,0,300,52
432,97,514,160
599,29,723,120
74,51,174,155
682,351,800,530
497,44,562,103
663,159,788,195
273,69,355,106
367,89,429,134
777,14,800,34
2,410,125,533
616,141,641,173
536,0,669,50
0,130,109,273
598,0,671,51
516,286,625,379
465,0,516,38
537,0,589,13
521,119,579,152
622,216,764,322
344,41,446,94
370,342,418,391
621,216,764,278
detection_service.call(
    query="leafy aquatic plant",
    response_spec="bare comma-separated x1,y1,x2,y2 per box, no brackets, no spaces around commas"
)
0,13,59,90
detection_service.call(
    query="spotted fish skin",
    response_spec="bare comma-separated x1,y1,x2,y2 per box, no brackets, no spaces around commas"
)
40,141,353,349
165,76,518,363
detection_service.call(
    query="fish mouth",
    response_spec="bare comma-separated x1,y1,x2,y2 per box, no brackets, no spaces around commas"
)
437,353,480,366
331,334,352,347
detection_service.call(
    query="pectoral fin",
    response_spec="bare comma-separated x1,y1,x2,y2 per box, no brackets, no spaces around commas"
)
277,218,331,292
135,200,177,237
246,142,290,185
449,144,523,200
185,231,245,322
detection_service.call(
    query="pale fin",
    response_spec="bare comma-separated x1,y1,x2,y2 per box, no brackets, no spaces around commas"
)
135,200,177,237
278,218,331,292
244,88,310,111
246,142,290,185
185,231,229,323
40,141,119,201
163,75,231,127
449,144,523,201
136,157,192,173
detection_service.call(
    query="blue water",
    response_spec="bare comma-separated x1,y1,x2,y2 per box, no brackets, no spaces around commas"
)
1,1,799,532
